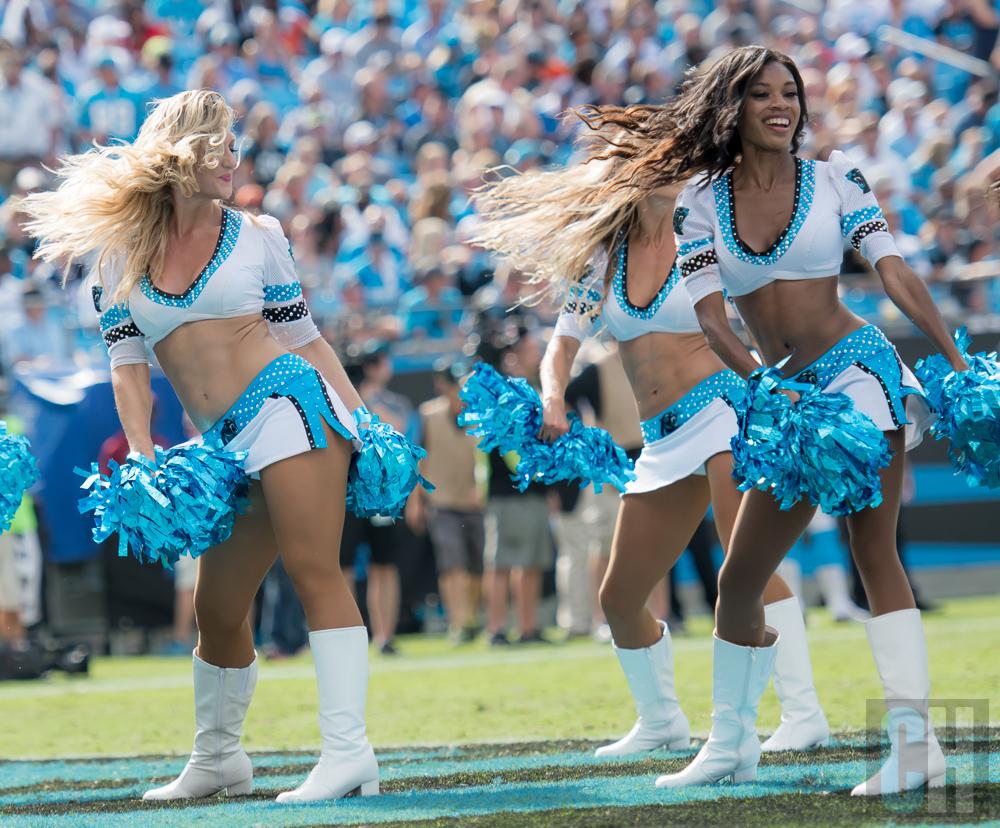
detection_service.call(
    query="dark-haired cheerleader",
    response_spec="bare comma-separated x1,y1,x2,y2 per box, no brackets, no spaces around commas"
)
656,46,967,795
473,96,828,759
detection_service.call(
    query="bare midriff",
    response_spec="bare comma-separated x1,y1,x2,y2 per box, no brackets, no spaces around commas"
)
618,331,729,422
732,275,868,375
152,314,288,432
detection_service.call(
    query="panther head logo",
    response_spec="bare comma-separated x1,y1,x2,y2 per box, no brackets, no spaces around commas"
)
846,169,871,194
673,206,689,235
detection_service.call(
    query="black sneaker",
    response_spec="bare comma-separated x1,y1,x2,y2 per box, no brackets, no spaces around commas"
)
378,640,399,656
489,631,511,647
450,626,479,645
515,630,549,645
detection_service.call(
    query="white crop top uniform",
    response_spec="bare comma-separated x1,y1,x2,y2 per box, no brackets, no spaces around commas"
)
91,207,358,474
673,151,934,453
92,208,321,369
550,231,748,496
552,232,702,344
673,151,901,305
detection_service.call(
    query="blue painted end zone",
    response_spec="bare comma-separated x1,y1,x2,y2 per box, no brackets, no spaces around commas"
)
2,752,995,828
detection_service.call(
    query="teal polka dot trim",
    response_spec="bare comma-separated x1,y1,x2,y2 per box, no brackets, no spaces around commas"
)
640,370,746,445
263,282,303,302
611,230,681,320
712,157,816,266
788,325,921,430
203,353,352,450
140,208,243,307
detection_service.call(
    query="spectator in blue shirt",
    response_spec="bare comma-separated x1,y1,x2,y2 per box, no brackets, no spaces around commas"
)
1,284,69,372
136,47,182,110
78,56,143,144
401,0,452,54
400,263,464,341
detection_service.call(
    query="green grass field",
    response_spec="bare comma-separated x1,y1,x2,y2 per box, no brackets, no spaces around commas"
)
1,596,998,826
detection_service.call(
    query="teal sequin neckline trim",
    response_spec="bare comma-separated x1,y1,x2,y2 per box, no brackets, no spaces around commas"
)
611,231,681,320
713,157,816,266
140,208,242,307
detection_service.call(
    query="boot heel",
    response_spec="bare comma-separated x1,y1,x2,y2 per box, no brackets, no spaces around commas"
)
360,778,380,797
224,777,253,796
731,765,757,783
667,736,692,751
927,772,946,789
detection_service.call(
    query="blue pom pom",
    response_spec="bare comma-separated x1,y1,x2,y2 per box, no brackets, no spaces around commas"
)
77,443,249,567
915,327,1000,488
732,368,893,516
347,410,433,518
456,362,543,454
0,421,39,533
458,362,635,493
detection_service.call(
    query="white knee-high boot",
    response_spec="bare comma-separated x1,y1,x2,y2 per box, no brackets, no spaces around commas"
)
276,626,380,803
775,559,804,613
143,652,257,800
656,627,778,788
761,597,830,752
851,609,946,796
594,620,691,757
815,565,869,623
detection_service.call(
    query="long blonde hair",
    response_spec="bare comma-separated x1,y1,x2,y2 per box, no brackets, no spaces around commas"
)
471,117,643,296
473,48,808,296
21,90,235,301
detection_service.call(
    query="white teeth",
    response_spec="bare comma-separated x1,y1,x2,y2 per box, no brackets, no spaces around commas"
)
765,118,790,127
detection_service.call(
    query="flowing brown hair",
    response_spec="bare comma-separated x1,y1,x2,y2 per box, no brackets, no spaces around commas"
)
473,46,808,294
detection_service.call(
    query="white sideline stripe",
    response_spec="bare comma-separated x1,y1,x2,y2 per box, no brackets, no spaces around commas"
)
1,615,996,701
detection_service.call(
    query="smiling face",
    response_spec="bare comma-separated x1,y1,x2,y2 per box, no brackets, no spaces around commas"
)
737,60,803,154
194,131,238,200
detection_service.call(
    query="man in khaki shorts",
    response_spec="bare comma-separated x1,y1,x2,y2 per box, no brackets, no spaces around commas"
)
482,330,554,645
484,449,554,646
407,362,486,643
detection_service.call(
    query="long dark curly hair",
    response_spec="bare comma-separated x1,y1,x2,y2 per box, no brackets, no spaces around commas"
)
581,46,807,189
473,46,807,293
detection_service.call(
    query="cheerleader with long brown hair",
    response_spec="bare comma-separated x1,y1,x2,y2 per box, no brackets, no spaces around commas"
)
473,103,830,759
651,47,966,795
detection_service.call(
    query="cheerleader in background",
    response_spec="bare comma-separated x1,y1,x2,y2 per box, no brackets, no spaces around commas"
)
473,103,829,757
22,91,380,803
657,47,966,794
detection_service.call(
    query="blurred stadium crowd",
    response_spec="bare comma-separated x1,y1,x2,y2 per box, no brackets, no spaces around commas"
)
3,0,1000,376
1,0,1000,663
